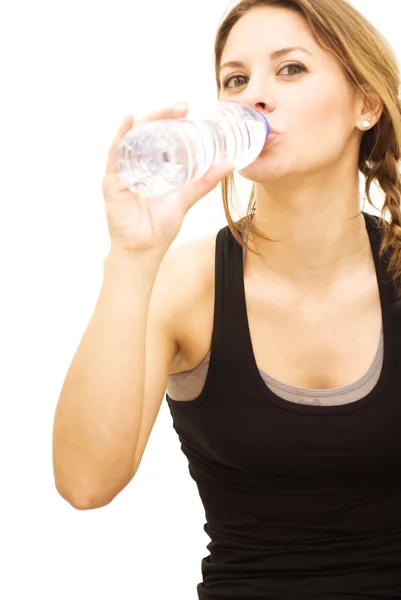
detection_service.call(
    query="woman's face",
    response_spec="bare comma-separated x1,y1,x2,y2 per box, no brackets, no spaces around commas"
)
218,6,364,184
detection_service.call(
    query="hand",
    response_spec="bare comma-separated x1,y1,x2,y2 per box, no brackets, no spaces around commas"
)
102,103,235,258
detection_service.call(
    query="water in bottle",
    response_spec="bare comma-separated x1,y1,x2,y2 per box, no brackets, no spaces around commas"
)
117,102,269,198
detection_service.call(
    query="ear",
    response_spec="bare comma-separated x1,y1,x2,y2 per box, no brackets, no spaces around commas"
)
357,84,383,128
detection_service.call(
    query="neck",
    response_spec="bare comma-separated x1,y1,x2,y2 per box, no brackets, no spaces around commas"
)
248,174,369,284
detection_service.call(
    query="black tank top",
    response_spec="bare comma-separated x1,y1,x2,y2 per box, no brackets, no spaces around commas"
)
166,212,401,599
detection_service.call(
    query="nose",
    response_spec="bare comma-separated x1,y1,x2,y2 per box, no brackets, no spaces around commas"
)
239,76,274,110
254,102,267,111
242,97,277,133
242,91,276,114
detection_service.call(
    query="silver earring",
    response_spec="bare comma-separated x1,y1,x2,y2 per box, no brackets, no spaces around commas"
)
362,118,372,129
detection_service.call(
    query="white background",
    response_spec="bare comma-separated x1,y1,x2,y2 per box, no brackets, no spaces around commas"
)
0,1,396,598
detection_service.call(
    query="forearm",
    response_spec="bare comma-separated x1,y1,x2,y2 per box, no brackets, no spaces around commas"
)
52,252,160,507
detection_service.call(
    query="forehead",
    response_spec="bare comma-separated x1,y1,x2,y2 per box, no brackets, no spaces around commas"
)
221,6,320,62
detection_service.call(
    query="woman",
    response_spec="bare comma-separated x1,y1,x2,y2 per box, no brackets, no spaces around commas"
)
53,0,401,597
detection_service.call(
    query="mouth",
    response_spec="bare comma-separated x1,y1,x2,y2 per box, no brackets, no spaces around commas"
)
263,131,280,148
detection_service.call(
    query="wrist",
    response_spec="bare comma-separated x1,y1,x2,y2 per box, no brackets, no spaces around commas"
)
104,248,162,280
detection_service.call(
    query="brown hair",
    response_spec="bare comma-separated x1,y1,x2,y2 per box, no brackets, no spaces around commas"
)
214,0,401,292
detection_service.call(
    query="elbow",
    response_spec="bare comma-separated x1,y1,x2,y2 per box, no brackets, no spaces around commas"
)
54,481,116,510
68,495,112,511
52,459,136,510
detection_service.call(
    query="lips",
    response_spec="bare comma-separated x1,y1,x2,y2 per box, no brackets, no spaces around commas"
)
262,131,280,149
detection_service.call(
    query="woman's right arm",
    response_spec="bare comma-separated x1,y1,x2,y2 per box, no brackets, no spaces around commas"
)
52,250,172,510
52,105,234,510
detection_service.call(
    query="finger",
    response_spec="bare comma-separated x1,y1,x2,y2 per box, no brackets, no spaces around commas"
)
106,115,135,175
178,162,236,211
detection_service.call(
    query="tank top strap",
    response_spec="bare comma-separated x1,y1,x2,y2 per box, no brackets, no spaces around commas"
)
210,225,247,368
363,212,397,303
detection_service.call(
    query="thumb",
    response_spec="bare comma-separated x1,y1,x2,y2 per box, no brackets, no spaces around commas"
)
178,162,236,211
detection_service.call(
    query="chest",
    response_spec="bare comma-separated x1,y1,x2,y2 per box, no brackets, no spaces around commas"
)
169,235,401,480
244,265,382,389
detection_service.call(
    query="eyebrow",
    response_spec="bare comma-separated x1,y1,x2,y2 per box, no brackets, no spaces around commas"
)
219,46,313,71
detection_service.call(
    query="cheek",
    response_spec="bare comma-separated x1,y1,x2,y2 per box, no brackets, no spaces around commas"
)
285,89,354,159
294,92,339,136
313,81,356,125
238,84,355,181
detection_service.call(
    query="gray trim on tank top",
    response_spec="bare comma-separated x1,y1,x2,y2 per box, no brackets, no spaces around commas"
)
166,229,384,405
166,331,383,405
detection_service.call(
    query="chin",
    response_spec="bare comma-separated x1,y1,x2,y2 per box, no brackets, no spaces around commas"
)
238,158,288,183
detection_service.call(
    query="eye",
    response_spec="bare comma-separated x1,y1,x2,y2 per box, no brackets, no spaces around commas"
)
222,74,248,89
278,62,306,76
221,62,306,89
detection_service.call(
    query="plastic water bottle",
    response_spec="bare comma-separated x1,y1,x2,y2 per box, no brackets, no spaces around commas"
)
117,101,269,198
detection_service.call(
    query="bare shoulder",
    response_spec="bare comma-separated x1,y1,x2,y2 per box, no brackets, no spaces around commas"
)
150,230,219,374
